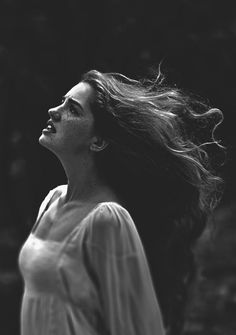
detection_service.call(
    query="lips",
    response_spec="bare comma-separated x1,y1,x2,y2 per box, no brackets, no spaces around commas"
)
46,119,56,133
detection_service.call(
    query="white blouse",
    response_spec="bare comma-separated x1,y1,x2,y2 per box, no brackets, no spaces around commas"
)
18,185,166,335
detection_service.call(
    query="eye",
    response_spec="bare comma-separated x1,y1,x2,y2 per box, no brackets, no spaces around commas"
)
69,103,78,114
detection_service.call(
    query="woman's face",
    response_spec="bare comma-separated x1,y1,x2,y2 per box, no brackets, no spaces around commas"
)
39,82,96,157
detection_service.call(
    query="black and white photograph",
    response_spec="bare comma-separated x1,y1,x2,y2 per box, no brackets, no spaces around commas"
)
0,1,236,334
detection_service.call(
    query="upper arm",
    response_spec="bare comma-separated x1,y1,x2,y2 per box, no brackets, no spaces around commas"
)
84,203,141,257
82,203,166,335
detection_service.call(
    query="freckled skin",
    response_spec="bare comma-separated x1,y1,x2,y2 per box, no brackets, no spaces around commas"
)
39,82,96,158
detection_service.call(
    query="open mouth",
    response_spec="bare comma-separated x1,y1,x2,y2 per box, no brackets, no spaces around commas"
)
45,120,57,133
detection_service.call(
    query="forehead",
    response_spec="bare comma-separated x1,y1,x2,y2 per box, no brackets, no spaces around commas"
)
65,82,94,111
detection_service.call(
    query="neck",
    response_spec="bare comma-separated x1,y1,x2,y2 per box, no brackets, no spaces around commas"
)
58,154,117,205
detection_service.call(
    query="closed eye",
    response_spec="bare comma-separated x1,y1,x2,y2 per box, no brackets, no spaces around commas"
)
61,96,84,115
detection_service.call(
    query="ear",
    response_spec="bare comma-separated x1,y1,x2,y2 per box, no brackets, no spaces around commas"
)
90,136,109,152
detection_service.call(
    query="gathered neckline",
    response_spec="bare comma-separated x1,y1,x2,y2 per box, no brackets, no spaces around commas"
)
30,201,123,245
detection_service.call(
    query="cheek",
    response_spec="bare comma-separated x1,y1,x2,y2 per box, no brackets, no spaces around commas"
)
64,121,94,150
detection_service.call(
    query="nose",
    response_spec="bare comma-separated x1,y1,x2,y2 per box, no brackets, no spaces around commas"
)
48,107,61,121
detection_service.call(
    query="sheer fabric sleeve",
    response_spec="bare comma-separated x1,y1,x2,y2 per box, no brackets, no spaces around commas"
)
82,203,166,335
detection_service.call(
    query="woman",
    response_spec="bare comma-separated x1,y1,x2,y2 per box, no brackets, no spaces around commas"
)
18,69,224,335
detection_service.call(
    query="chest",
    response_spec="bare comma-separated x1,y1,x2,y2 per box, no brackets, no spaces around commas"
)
33,202,97,242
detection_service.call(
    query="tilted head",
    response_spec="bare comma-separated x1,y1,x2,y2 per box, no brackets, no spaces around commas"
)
39,81,108,158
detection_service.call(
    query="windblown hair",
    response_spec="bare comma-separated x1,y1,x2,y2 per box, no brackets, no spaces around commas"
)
82,69,224,335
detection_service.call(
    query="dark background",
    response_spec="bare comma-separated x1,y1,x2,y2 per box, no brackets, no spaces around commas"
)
0,0,236,334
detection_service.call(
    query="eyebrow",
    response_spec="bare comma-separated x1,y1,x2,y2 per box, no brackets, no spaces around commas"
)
62,95,85,113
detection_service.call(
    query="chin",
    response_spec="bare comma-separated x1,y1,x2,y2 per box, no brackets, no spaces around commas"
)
39,133,54,149
38,133,63,159
39,133,48,145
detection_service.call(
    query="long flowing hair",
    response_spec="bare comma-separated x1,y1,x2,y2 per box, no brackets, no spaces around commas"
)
82,69,224,335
